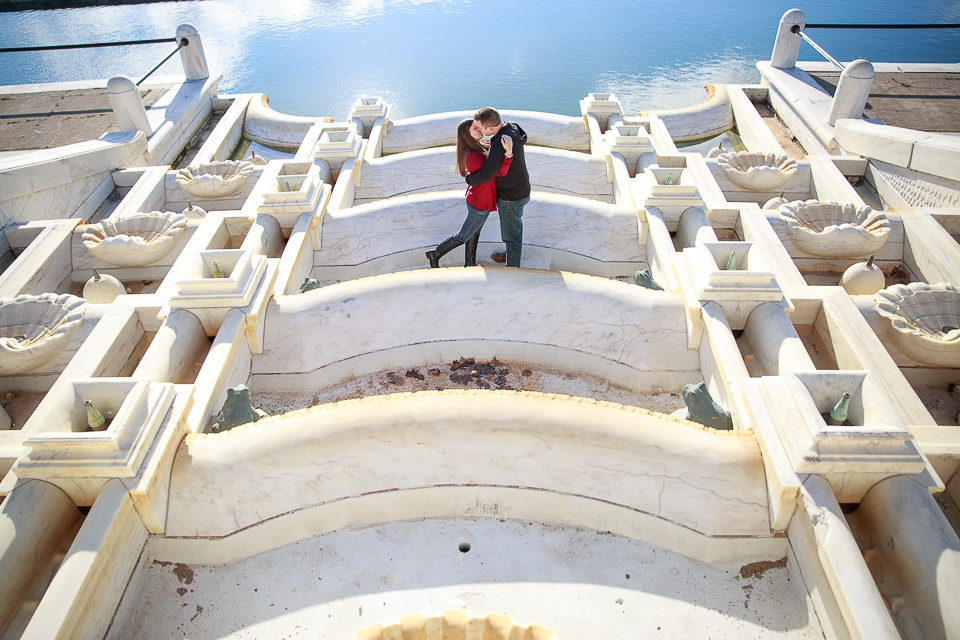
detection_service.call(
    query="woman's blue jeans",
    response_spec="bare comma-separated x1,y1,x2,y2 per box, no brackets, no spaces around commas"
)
452,203,490,242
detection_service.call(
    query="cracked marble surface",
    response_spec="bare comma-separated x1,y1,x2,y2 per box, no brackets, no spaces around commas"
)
316,191,643,272
254,268,696,377
164,391,768,538
354,147,612,203
381,110,590,154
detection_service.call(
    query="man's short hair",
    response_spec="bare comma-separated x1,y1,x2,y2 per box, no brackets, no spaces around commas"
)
474,107,501,127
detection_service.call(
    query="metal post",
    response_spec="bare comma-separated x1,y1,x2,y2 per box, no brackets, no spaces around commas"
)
107,75,152,135
827,59,875,125
176,24,209,81
771,8,805,69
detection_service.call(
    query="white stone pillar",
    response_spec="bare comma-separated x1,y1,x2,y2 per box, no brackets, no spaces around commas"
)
132,309,208,383
0,479,80,631
848,475,960,640
176,24,209,81
742,301,816,375
827,59,875,125
675,206,717,250
771,9,805,69
107,75,152,135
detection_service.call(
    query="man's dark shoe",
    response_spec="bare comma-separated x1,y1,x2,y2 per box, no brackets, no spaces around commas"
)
491,251,506,264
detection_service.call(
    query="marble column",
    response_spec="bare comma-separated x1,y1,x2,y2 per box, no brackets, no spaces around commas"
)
132,309,208,384
176,24,209,81
0,479,81,632
770,9,805,70
107,76,152,135
827,59,875,126
847,475,960,640
743,301,816,375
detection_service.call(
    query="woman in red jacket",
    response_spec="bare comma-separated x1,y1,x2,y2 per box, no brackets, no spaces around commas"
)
426,118,513,268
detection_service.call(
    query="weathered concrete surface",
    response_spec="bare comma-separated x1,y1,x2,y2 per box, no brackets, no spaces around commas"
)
0,84,170,153
808,72,960,133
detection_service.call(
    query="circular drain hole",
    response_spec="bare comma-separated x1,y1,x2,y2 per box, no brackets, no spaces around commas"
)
459,542,471,553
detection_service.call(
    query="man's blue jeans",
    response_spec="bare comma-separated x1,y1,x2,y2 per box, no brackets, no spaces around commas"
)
452,203,490,242
497,196,529,267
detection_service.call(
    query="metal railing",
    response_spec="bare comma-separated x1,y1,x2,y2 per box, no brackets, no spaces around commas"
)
0,36,188,85
790,22,960,71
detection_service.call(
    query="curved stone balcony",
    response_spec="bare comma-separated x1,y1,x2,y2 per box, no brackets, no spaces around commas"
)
120,391,800,639
314,192,645,280
251,268,700,394
166,391,767,540
353,146,612,203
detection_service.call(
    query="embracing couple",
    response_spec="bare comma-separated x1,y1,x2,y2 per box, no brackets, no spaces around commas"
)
426,107,530,269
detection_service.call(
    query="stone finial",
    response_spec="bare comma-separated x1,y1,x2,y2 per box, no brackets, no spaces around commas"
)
633,269,664,291
213,385,267,433
681,382,733,430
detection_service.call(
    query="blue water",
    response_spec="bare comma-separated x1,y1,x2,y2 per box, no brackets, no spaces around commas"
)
1,0,958,119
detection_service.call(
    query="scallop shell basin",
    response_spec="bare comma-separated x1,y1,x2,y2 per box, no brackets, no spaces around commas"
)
82,211,188,267
0,293,87,374
716,151,798,191
176,160,254,198
779,199,891,257
876,282,960,367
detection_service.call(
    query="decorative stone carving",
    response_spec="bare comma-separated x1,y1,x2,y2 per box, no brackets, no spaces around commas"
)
762,193,788,210
213,385,267,433
779,199,891,257
82,211,188,267
299,277,322,293
633,269,664,291
176,160,254,198
680,382,733,430
840,255,885,295
82,268,126,304
181,200,207,218
716,151,798,191
875,282,960,367
0,293,86,374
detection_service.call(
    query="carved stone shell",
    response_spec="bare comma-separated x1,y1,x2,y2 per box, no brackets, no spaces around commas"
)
176,160,255,198
0,293,87,374
716,151,798,191
875,282,960,367
779,199,891,257
82,211,188,267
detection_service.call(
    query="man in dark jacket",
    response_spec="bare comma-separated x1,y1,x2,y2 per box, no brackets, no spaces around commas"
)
467,107,530,267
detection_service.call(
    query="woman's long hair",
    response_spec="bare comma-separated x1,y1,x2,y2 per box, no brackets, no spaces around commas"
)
455,118,489,177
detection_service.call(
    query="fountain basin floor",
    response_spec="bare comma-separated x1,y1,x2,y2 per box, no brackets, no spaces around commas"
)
109,518,823,640
252,359,687,417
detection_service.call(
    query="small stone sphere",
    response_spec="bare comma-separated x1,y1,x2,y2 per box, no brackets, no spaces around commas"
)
83,272,127,304
840,261,885,295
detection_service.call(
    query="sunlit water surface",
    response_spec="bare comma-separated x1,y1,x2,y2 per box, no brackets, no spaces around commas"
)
1,0,958,118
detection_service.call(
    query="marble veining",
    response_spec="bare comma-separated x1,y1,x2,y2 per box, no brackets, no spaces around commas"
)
875,282,960,367
81,211,188,267
255,268,697,376
165,391,767,538
354,147,611,202
381,110,590,154
317,191,642,267
0,293,87,375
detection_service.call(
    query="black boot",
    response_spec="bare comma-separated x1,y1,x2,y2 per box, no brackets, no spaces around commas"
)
426,237,462,268
464,233,479,267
